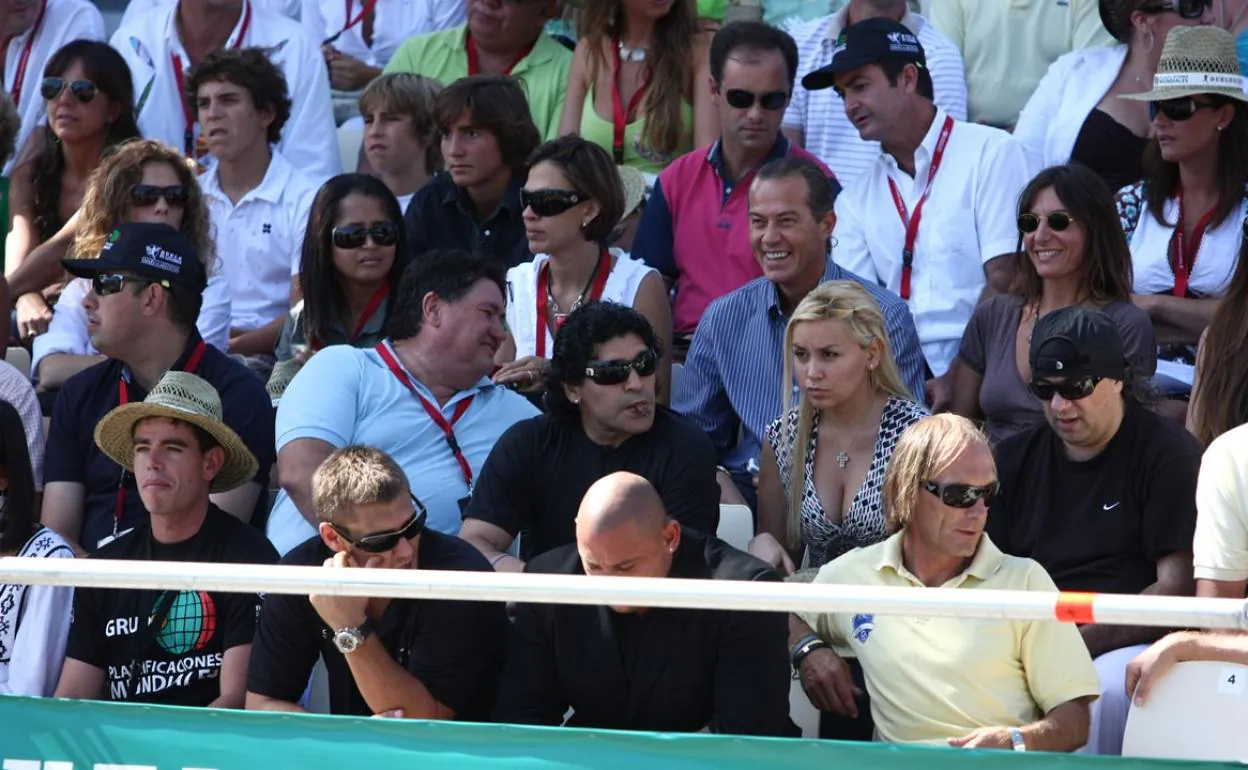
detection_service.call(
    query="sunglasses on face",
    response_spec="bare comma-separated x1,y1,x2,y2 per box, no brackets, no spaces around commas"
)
583,348,658,386
1141,0,1210,18
92,273,168,297
520,188,587,218
1149,97,1218,122
41,77,97,103
723,88,789,111
923,480,1000,509
130,184,189,208
1017,211,1074,234
332,222,399,249
330,497,428,553
1028,376,1102,402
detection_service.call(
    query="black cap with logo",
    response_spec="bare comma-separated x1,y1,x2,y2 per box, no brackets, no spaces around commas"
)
62,222,207,292
802,17,928,92
1029,307,1128,381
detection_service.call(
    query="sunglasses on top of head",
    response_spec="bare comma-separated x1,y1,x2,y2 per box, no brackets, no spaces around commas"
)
1017,211,1074,234
92,273,169,297
584,348,658,386
923,480,1000,509
41,77,97,103
1149,97,1219,122
520,188,587,218
130,184,189,207
1028,376,1102,402
722,88,789,111
1141,0,1210,18
332,221,399,249
329,496,428,553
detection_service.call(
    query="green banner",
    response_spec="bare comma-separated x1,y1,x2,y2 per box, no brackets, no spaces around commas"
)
0,696,1229,769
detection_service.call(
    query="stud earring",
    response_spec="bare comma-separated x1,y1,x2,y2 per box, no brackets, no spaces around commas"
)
1218,125,1227,132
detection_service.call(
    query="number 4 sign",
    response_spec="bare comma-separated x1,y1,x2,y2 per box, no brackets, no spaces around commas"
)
1219,667,1247,695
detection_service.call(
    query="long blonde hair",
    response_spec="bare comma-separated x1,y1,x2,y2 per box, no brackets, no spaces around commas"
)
71,139,216,275
880,414,992,534
778,281,911,548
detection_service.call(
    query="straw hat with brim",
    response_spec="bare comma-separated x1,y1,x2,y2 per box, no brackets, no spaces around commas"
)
617,165,647,218
1121,26,1248,103
94,371,258,494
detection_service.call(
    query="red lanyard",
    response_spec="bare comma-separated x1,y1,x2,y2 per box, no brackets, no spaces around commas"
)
886,114,954,301
1170,190,1216,298
338,0,378,40
534,250,611,358
113,340,208,533
170,0,252,159
8,0,47,109
309,280,390,351
375,343,475,491
611,39,650,165
465,32,533,76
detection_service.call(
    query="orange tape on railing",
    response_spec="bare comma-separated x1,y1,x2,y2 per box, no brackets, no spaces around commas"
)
1055,592,1096,624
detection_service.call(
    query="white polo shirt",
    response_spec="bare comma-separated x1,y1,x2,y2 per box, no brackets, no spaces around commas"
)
119,0,302,28
302,0,467,70
784,9,968,187
2,0,105,175
109,0,341,183
200,150,318,332
833,107,1028,376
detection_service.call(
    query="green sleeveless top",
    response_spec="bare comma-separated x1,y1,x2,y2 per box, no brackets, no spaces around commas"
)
579,89,693,176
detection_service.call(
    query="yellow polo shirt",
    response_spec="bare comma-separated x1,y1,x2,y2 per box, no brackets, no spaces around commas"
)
800,532,1100,744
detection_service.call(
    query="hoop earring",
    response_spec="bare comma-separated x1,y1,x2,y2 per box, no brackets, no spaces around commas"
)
1143,29,1155,54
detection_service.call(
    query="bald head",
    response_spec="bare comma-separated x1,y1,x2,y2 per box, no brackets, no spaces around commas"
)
575,472,668,537
575,473,681,597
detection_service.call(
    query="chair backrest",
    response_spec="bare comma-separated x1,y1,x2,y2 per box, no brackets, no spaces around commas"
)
5,347,31,380
1122,660,1248,760
716,503,753,551
337,125,364,174
790,671,820,738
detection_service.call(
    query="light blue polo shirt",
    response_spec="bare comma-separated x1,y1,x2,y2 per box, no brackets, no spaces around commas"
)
267,340,539,555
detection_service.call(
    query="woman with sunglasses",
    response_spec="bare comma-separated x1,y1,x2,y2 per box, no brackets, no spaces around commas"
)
557,0,715,175
749,281,927,576
495,136,672,402
946,164,1156,446
1115,25,1248,412
0,400,75,697
1187,217,1248,445
267,174,408,401
31,140,231,395
6,40,141,344
1014,0,1212,189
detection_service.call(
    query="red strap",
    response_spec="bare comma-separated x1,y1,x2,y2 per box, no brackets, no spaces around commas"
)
375,343,475,490
611,39,649,165
338,0,378,39
8,0,47,109
466,32,534,77
170,0,252,160
1170,190,1216,299
886,114,954,301
350,280,390,340
534,250,612,358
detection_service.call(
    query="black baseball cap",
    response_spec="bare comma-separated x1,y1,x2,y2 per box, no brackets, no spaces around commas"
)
62,222,207,292
802,18,928,92
1029,307,1127,381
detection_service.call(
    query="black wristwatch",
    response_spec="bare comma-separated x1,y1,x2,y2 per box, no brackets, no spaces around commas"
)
332,619,375,654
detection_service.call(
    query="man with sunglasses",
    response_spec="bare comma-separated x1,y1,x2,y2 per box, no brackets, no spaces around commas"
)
461,302,719,571
803,17,1028,381
0,0,104,176
41,223,275,554
632,21,839,358
991,307,1201,755
798,413,1099,750
247,446,506,719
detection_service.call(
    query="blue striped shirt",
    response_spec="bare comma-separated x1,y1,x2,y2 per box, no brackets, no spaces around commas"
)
674,261,926,474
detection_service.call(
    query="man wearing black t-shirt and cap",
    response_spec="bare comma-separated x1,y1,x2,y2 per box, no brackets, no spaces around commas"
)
991,307,1200,756
460,302,720,570
54,372,279,707
40,222,275,552
494,471,791,735
246,445,506,720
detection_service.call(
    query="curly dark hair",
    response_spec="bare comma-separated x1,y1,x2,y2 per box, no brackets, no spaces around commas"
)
186,47,292,146
388,249,507,341
543,301,662,422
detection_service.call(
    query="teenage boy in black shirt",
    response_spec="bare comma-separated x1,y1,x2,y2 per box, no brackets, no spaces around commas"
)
54,372,278,706
991,307,1199,755
246,446,506,720
461,302,720,570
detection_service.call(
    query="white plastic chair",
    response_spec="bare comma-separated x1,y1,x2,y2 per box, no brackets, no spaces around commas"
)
790,671,820,738
337,124,364,174
716,503,753,551
1122,660,1248,760
5,347,30,380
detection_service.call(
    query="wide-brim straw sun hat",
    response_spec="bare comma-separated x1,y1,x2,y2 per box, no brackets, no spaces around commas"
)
94,370,258,493
617,165,647,218
1122,26,1248,103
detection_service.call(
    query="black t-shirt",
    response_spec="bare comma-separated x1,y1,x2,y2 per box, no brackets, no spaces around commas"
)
64,506,279,705
990,406,1201,594
44,333,277,552
246,530,507,719
464,407,721,560
403,171,530,269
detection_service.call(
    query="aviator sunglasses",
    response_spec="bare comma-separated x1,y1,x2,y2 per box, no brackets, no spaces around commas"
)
520,188,587,218
332,221,399,249
329,496,429,553
1017,211,1074,233
923,480,999,509
723,88,789,111
1028,376,1102,402
41,77,97,103
130,184,189,207
584,349,658,386
1149,97,1220,122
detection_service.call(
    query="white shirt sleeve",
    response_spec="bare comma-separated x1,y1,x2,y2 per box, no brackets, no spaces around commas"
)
301,0,329,45
198,272,234,351
31,280,93,381
62,1,107,41
274,30,343,182
974,134,1030,264
1012,56,1070,178
0,552,74,697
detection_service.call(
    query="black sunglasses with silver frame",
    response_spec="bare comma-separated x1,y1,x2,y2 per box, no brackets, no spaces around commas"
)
329,495,429,553
922,480,1000,509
